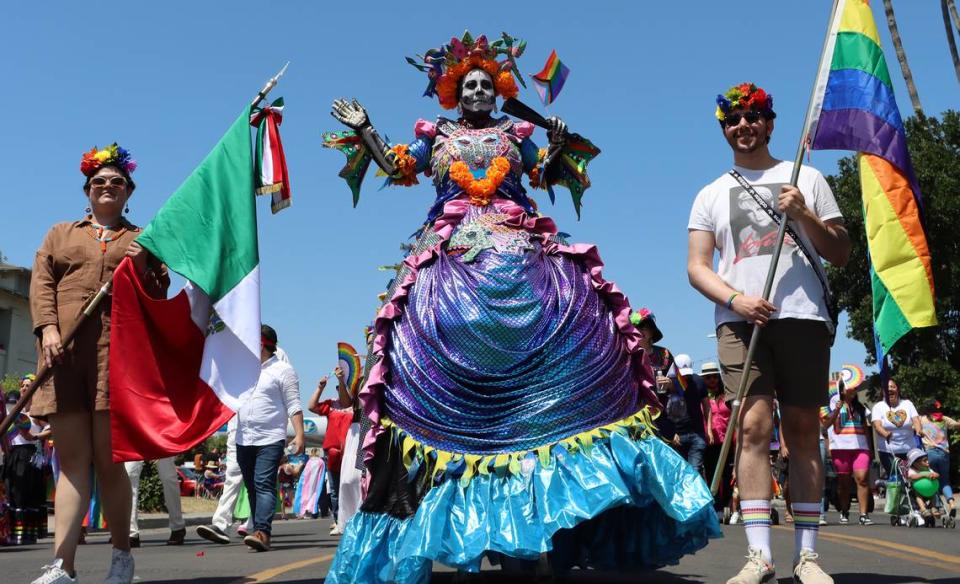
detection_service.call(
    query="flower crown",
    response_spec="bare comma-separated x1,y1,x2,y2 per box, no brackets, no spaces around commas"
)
408,31,525,110
80,143,137,177
715,83,775,122
629,308,655,327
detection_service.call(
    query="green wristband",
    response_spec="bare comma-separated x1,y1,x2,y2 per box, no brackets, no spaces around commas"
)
726,293,740,310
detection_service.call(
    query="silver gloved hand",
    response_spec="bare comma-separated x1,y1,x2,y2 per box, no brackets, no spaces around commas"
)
547,116,568,145
331,98,370,130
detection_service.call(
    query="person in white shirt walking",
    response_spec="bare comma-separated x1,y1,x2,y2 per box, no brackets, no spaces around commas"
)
124,457,185,546
195,417,252,544
235,325,305,552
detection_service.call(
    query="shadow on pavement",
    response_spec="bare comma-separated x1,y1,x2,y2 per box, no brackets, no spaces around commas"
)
310,571,705,583
802,575,960,584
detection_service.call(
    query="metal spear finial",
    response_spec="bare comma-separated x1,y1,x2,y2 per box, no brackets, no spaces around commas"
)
251,61,290,108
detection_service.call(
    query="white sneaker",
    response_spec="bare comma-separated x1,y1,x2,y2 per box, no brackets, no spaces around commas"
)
729,511,742,525
793,549,833,583
726,547,775,584
818,515,827,526
31,560,77,584
103,548,135,584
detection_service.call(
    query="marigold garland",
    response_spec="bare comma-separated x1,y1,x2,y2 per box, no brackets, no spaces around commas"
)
449,156,511,206
388,144,419,186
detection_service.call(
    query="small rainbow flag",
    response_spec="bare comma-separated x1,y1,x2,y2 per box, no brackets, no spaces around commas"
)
807,0,936,362
530,50,570,106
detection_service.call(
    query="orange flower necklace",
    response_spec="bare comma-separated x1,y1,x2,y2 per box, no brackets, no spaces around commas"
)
449,156,511,207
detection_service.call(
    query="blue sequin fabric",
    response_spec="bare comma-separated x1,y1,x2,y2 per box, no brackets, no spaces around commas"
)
386,204,640,453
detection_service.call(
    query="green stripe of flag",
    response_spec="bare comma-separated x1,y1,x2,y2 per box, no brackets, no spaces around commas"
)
138,107,258,303
831,32,893,89
871,269,913,357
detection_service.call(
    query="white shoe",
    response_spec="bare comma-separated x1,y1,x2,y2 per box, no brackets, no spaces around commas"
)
726,547,775,584
818,515,827,526
31,560,77,584
729,511,742,525
103,548,135,584
793,549,833,583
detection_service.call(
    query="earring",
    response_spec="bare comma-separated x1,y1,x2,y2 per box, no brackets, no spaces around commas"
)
493,101,498,113
124,205,130,214
85,207,91,214
456,104,463,115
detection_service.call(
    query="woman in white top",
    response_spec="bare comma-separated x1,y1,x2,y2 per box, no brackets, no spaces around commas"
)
871,378,922,478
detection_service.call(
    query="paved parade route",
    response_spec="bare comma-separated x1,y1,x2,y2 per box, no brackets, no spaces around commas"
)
2,513,958,583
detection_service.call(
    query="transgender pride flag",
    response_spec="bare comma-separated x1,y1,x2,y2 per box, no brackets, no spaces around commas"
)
807,0,936,361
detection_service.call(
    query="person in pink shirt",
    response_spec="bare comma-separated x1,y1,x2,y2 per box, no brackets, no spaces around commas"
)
702,362,733,520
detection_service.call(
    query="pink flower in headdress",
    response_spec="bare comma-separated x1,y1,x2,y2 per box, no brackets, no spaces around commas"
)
471,35,489,56
449,37,468,60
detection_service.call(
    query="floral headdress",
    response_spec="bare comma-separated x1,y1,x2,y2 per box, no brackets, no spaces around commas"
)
408,31,526,109
715,82,776,123
80,143,137,177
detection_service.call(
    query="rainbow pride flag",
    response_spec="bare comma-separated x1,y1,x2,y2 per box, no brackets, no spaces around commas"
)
807,0,936,360
531,50,570,106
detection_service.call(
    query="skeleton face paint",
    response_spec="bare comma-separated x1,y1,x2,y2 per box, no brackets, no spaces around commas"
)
459,69,495,114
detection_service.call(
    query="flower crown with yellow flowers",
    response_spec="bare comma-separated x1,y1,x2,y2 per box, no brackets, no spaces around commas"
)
407,31,526,110
80,143,137,177
715,82,776,123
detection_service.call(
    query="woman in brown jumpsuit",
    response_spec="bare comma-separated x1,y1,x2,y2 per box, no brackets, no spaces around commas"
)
29,144,166,584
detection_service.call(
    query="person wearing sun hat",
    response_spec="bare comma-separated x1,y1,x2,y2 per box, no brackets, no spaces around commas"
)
629,308,673,392
688,82,851,584
29,144,168,584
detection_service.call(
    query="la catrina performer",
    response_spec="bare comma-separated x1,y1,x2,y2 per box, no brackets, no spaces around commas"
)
323,32,719,582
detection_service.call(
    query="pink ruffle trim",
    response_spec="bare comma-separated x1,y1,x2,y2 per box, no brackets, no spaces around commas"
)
414,119,438,140
512,121,535,140
358,197,660,473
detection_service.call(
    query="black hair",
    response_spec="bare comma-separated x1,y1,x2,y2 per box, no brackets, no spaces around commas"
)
261,324,278,354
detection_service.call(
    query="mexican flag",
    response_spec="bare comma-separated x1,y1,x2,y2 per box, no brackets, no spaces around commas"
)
110,106,261,462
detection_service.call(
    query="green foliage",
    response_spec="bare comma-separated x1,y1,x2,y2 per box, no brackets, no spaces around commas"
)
1,374,20,396
825,111,960,413
136,461,168,513
174,434,228,466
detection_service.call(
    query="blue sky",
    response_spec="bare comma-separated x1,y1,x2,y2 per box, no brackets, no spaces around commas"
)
3,2,956,403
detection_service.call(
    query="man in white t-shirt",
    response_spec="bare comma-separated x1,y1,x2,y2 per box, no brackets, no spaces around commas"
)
687,82,851,584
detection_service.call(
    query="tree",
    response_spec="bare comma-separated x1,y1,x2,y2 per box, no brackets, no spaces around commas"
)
883,0,924,115
825,111,960,415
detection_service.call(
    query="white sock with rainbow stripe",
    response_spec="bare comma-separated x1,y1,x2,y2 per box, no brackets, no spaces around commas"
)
742,499,773,564
792,502,821,563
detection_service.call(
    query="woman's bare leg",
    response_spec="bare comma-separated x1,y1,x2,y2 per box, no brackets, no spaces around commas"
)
91,411,131,551
47,412,94,575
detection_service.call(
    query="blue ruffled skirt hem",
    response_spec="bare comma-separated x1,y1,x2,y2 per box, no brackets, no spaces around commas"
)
326,432,721,583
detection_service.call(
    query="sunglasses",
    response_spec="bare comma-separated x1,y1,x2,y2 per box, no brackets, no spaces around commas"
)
722,110,763,127
89,176,128,187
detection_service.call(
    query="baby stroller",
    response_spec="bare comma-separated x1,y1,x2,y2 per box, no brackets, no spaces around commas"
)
887,457,956,528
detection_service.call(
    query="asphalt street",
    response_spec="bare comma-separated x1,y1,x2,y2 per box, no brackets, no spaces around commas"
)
2,511,958,583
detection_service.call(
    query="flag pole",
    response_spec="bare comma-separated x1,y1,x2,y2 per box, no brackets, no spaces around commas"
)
710,0,843,496
251,62,289,108
1,65,291,438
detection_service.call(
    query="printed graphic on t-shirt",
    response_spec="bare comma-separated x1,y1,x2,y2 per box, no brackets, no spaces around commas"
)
729,182,796,263
886,408,908,427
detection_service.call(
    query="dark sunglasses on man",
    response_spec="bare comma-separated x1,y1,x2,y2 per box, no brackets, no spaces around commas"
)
722,110,763,127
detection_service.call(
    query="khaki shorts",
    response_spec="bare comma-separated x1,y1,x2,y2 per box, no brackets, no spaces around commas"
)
717,319,830,408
